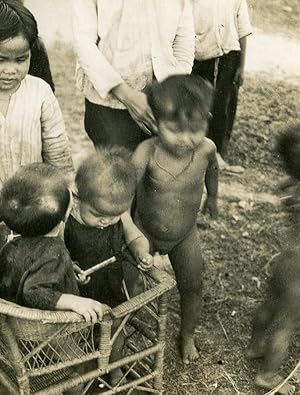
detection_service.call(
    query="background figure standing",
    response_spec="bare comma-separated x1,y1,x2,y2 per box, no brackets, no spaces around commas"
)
72,0,194,151
192,0,252,172
246,125,300,395
0,0,73,247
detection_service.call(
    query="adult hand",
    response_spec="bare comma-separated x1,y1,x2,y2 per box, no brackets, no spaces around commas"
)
112,83,158,135
233,67,244,87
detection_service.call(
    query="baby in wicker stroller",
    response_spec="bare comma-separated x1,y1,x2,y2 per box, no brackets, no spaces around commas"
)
0,162,108,394
0,162,104,321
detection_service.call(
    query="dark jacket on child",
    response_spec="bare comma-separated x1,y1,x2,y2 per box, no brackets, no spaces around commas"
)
0,236,79,309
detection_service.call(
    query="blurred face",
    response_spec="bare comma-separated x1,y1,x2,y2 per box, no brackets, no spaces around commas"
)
0,34,30,93
158,118,208,156
79,196,129,229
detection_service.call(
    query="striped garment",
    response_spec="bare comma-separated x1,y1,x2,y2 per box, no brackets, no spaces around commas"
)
0,75,74,188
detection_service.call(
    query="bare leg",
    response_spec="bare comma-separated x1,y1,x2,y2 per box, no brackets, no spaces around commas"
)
255,312,296,395
169,227,204,364
246,299,276,360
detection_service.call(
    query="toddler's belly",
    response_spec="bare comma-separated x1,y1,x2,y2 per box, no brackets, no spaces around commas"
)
136,190,200,242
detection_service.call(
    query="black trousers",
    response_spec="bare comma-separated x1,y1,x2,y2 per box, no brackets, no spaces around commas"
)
192,50,241,156
84,99,147,151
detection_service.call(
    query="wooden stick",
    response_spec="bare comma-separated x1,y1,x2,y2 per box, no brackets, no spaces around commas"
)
216,313,229,341
78,256,116,281
221,367,241,394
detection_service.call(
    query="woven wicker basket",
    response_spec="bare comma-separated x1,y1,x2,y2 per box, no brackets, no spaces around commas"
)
0,267,175,395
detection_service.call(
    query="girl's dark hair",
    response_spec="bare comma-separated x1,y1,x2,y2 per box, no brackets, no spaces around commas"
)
0,163,70,237
147,74,213,131
0,0,38,48
277,124,300,180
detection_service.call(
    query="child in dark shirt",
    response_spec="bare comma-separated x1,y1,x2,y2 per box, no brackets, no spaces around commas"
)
64,146,153,306
64,146,154,385
0,163,104,322
246,125,300,395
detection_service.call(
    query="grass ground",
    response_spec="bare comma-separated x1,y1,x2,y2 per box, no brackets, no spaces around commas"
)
248,0,300,38
48,4,300,393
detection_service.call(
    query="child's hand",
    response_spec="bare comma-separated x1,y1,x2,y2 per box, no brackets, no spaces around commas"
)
202,196,218,219
137,253,153,272
275,176,296,193
73,262,90,285
282,192,300,213
275,179,300,213
69,295,106,322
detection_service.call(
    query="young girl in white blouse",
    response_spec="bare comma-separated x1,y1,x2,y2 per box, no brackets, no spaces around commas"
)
0,0,74,248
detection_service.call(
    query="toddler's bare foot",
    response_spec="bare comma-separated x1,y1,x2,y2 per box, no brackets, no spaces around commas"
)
246,339,266,360
216,153,244,174
180,335,199,364
255,373,295,395
110,368,126,387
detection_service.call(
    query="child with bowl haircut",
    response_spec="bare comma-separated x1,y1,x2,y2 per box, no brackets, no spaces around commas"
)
0,163,104,322
0,163,104,394
132,74,219,364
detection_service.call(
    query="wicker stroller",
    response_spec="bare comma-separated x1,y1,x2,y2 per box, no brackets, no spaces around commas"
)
0,265,175,395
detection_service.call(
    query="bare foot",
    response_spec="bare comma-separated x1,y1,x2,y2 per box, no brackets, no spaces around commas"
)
216,153,244,174
110,368,126,387
246,338,267,360
255,373,295,395
180,335,199,364
246,347,265,360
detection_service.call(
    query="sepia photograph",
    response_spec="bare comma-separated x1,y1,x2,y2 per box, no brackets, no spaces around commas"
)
0,0,299,394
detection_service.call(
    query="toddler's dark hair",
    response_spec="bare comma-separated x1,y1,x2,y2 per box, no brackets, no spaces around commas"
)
147,74,213,131
0,163,70,237
76,146,137,210
0,0,38,48
277,124,300,180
